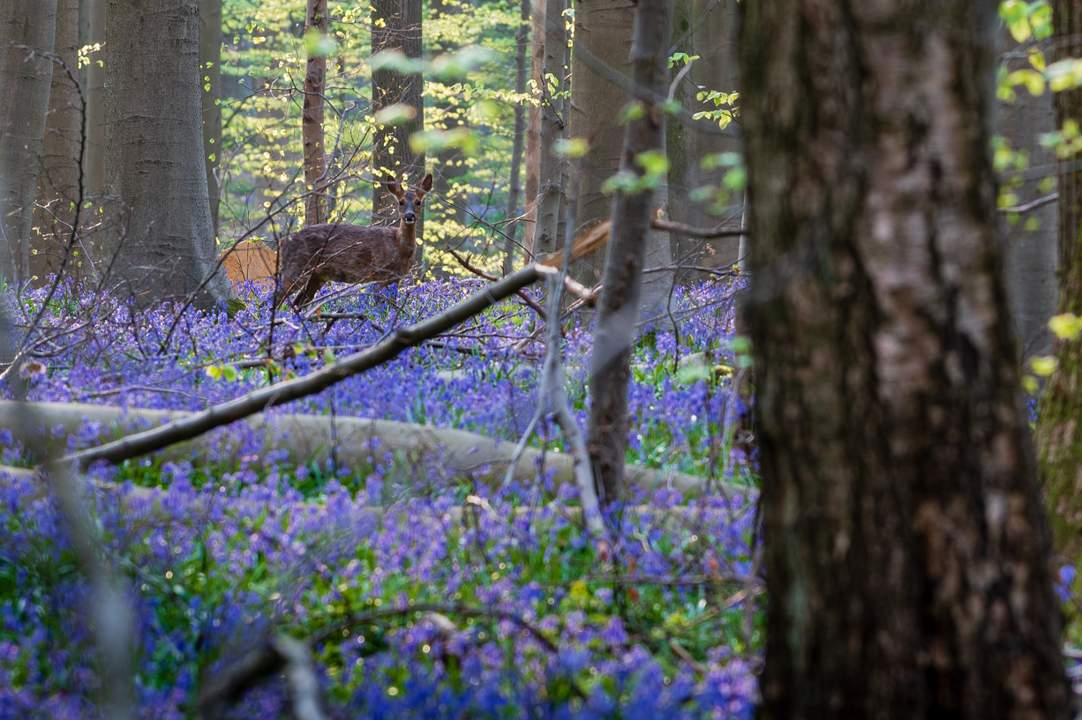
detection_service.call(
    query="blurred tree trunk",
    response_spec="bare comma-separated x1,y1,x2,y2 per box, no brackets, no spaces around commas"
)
1039,0,1082,563
84,0,105,203
302,0,328,226
30,0,80,284
568,0,631,283
569,0,672,304
523,0,544,257
501,0,530,275
371,0,424,231
0,0,57,286
199,0,222,234
997,28,1058,362
742,2,1070,718
104,0,229,307
530,0,568,258
587,0,668,507
668,0,744,279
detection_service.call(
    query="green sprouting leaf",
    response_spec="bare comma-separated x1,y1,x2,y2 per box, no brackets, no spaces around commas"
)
205,365,222,380
221,365,238,382
635,149,669,177
553,137,589,158
374,103,418,126
1046,58,1082,93
620,101,647,123
1049,313,1082,341
370,49,425,75
430,45,495,81
601,170,639,194
723,166,747,191
1006,68,1045,96
1030,355,1057,376
409,127,479,156
303,28,338,58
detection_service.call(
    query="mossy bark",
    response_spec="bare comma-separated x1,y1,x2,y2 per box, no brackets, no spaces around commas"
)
742,1,1070,716
1039,0,1082,566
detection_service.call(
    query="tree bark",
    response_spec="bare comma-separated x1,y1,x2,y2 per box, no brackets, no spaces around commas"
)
530,0,568,259
502,0,530,275
568,0,631,284
199,0,222,234
742,2,1071,717
523,0,544,257
302,0,328,227
84,0,105,203
586,0,668,507
104,0,229,308
30,0,80,284
429,0,468,230
998,29,1058,362
371,0,424,228
0,0,58,286
1038,0,1082,563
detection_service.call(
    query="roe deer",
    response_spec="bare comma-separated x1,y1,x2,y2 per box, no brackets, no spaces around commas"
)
274,173,433,308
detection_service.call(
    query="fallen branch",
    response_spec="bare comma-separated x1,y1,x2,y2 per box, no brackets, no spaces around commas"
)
649,217,747,239
60,264,546,470
1,402,725,496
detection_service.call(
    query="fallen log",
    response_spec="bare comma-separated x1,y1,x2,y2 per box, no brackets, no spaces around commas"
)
0,401,740,497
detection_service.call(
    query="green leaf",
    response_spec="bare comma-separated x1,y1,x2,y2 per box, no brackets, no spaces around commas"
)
553,137,589,158
374,103,418,126
303,28,338,58
370,49,425,75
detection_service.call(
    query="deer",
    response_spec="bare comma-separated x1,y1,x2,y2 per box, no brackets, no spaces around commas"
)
274,173,433,308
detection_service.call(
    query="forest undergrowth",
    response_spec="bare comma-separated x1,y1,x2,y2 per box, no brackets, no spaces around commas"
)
0,277,760,718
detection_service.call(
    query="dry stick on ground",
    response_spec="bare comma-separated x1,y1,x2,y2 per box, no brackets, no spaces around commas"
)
197,601,565,717
504,172,608,540
63,264,549,470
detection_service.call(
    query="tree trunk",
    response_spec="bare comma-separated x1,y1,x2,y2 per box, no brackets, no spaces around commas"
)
302,0,328,227
104,0,229,308
84,0,105,202
30,0,80,284
429,0,468,231
998,29,1058,362
0,0,58,286
742,2,1071,717
586,0,668,507
1039,0,1082,564
501,0,530,275
568,0,631,283
371,0,424,230
530,0,568,259
523,0,544,257
199,0,222,234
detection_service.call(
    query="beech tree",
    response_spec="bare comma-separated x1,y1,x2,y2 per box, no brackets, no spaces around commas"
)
200,0,223,233
741,1,1071,717
301,0,329,227
587,0,668,506
104,0,229,307
1039,0,1082,563
370,0,424,227
0,0,57,286
30,0,79,283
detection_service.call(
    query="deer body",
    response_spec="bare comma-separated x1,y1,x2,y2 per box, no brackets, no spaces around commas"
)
275,173,432,308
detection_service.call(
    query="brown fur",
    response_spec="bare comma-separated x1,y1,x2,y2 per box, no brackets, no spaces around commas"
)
274,173,432,308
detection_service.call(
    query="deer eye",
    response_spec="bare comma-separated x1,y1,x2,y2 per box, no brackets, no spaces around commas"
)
399,200,405,206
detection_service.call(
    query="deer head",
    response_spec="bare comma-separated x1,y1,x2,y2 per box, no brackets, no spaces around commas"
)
383,173,433,228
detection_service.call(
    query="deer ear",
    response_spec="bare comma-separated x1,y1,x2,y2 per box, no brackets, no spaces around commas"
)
420,173,433,193
383,176,401,197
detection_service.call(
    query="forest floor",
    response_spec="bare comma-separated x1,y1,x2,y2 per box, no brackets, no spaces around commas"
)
0,277,760,717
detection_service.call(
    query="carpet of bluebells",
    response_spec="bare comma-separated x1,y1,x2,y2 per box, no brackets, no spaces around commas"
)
0,277,761,718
